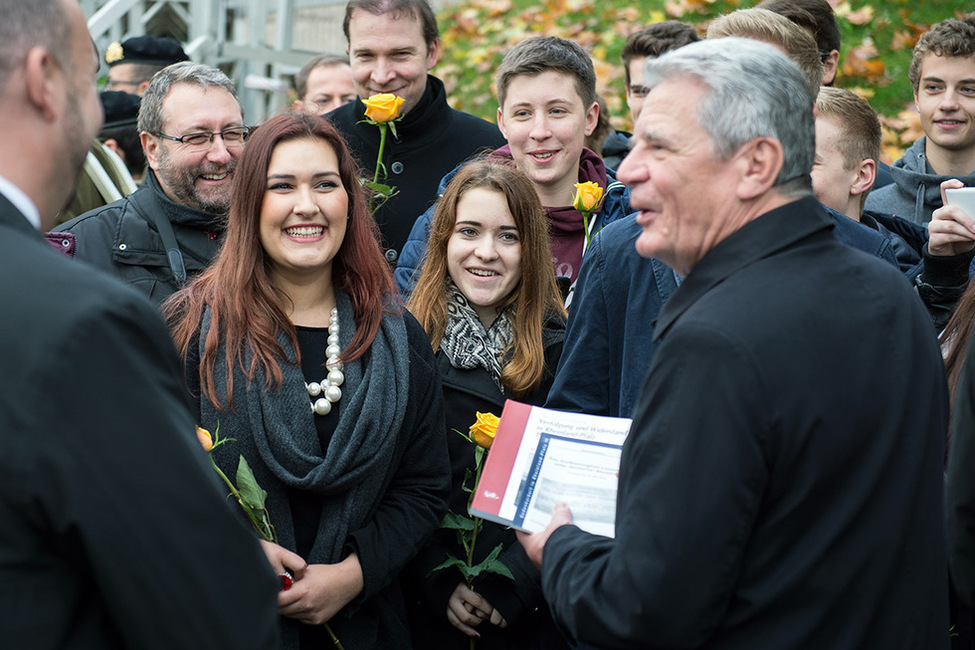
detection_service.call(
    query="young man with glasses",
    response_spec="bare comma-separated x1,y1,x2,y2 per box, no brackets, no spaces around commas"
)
55,62,247,307
599,22,700,169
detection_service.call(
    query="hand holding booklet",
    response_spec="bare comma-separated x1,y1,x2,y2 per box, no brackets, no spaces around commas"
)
470,400,632,538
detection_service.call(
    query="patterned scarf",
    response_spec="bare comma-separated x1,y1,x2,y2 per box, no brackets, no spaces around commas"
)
439,280,513,391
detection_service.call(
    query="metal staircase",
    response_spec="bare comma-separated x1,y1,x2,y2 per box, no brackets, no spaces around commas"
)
82,0,350,123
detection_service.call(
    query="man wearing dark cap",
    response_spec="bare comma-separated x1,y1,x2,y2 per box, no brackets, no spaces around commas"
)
105,34,188,96
99,90,145,182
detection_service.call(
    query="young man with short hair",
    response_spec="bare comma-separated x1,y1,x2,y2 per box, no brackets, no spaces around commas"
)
396,36,632,297
600,21,700,168
812,87,921,276
866,14,975,224
621,21,701,124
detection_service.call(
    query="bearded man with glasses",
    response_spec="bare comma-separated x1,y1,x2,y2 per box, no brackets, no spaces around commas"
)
55,61,248,307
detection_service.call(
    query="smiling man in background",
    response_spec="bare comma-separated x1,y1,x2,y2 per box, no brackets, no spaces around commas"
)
55,62,246,307
0,1,279,647
865,14,975,224
327,0,505,265
293,53,357,115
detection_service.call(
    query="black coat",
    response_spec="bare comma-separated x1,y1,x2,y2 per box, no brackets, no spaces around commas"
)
327,76,506,264
406,321,568,650
542,197,950,649
0,194,279,649
53,169,224,307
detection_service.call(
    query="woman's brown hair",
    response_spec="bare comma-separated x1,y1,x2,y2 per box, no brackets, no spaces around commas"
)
164,112,396,410
941,281,975,407
408,159,565,398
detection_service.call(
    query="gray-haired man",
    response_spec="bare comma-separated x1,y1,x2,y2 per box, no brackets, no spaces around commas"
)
55,62,247,306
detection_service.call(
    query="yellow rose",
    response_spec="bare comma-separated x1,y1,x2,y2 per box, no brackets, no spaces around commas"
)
105,41,124,65
362,93,405,123
572,181,604,212
196,426,213,452
469,411,500,450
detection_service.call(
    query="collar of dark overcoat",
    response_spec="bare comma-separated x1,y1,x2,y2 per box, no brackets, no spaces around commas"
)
653,195,833,341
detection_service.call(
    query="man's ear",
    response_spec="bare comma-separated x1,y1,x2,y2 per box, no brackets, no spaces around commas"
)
102,138,123,159
850,158,877,198
736,137,784,201
583,101,599,138
822,50,840,86
426,39,441,70
496,106,508,140
24,46,59,121
141,131,160,171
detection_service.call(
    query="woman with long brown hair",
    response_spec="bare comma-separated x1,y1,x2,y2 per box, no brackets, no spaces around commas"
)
165,112,449,650
405,159,568,649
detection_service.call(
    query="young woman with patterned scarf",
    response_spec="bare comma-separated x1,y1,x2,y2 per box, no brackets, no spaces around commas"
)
406,160,569,649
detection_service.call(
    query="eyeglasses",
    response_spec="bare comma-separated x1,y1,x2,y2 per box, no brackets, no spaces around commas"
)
629,85,650,98
105,79,142,90
153,127,251,149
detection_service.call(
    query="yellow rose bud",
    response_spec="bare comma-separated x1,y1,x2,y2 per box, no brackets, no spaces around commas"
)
362,93,405,123
196,426,213,452
572,181,604,212
469,411,500,450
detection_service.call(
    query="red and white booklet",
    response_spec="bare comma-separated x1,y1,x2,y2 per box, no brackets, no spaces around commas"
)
470,400,632,538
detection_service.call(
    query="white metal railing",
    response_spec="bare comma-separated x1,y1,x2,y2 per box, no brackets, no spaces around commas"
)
82,0,350,122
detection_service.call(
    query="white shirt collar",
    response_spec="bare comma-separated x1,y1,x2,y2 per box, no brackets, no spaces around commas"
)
0,174,41,230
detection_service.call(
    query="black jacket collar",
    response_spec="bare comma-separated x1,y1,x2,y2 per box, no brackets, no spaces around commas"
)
346,75,453,149
654,195,832,341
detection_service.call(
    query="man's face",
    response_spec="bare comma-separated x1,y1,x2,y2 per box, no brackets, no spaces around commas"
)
300,63,357,115
811,116,860,219
497,70,598,207
106,62,149,96
347,10,439,117
143,83,244,214
625,56,649,123
617,78,743,275
915,54,975,158
59,0,103,220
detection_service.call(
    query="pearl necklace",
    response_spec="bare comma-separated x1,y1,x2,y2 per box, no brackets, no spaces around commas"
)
306,308,344,416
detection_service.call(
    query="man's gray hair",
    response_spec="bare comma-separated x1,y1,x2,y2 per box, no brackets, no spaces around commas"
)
0,0,71,92
138,61,240,134
645,37,815,193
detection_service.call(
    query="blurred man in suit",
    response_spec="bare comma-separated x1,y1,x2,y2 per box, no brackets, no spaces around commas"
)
0,1,280,648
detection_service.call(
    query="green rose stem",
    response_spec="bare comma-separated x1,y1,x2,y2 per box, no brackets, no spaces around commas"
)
464,450,486,650
368,123,390,214
373,122,388,186
581,211,593,246
209,455,272,540
208,433,345,649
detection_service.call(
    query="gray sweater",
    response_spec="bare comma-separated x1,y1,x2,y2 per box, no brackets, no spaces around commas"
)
865,136,975,225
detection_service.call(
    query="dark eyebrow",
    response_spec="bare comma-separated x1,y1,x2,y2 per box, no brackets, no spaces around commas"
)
266,171,341,181
455,220,517,230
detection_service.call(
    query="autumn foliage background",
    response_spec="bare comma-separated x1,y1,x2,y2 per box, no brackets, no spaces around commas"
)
434,0,968,164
